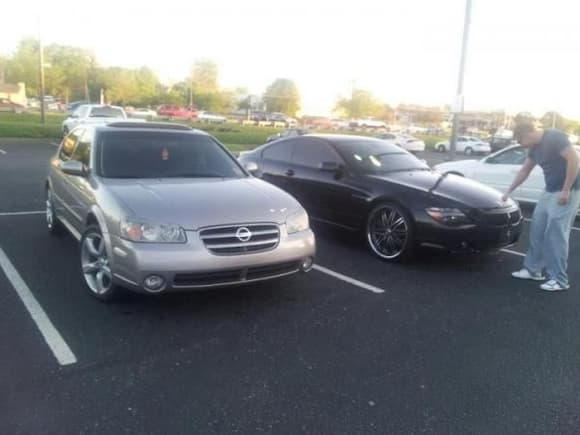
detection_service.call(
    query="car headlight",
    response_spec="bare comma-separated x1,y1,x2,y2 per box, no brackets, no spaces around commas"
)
120,219,187,243
426,207,471,226
286,209,309,234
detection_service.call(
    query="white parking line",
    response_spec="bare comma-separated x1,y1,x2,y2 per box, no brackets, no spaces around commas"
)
0,148,6,155
0,245,77,366
501,248,526,257
313,264,385,294
0,211,45,217
523,217,580,232
50,142,60,147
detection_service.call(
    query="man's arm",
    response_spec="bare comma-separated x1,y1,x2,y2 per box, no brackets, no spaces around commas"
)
501,157,536,202
558,146,579,205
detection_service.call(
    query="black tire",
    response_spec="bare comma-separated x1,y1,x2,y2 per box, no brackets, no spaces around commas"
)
80,225,121,302
46,188,65,235
437,144,446,153
465,147,474,156
62,126,69,136
366,202,415,262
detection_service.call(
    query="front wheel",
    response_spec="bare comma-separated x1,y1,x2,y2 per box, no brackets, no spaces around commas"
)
464,147,474,156
80,225,121,301
366,203,415,262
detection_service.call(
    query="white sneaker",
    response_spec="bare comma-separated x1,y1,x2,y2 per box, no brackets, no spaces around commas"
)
511,268,545,281
540,280,570,292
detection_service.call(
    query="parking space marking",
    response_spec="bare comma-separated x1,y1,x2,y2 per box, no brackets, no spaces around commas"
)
523,217,579,232
0,148,6,155
501,248,526,257
0,211,45,217
50,142,60,147
0,245,77,366
313,264,386,294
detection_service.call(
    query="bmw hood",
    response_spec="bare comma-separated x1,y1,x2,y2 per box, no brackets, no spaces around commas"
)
370,170,508,209
103,177,302,229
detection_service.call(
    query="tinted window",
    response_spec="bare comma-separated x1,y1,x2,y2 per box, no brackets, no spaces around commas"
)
262,140,294,162
72,129,93,166
291,139,342,168
333,138,429,174
98,132,245,179
90,106,124,118
487,147,527,165
59,130,82,161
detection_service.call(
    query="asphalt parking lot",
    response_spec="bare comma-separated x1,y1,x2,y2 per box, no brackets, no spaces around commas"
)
1,140,580,434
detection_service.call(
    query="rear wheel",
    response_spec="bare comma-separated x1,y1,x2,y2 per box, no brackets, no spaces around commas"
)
366,203,415,262
437,144,446,153
80,225,121,301
465,147,474,156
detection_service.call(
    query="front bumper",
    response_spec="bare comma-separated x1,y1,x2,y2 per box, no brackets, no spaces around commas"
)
415,213,523,253
109,227,316,293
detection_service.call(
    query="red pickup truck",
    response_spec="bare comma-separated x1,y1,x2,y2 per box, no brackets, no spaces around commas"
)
157,105,198,120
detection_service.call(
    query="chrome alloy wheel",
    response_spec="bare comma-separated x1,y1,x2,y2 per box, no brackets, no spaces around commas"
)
367,205,409,259
81,233,113,295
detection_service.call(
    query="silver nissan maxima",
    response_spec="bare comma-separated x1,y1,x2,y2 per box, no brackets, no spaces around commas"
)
46,122,315,300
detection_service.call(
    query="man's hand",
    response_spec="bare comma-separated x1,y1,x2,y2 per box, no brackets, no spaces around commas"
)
501,192,510,202
558,189,570,205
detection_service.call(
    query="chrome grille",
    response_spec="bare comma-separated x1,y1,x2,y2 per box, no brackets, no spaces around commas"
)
199,224,280,255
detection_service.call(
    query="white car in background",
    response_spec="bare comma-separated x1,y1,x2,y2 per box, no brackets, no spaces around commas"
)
433,145,580,212
435,136,491,155
62,104,142,135
129,108,157,120
377,133,426,153
198,111,227,123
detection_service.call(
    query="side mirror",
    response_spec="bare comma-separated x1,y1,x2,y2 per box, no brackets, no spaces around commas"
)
61,160,89,177
319,161,341,172
244,161,259,174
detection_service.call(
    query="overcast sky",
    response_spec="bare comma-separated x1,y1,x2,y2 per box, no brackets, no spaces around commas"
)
2,0,579,117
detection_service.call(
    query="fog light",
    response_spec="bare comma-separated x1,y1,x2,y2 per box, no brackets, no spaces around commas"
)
301,257,314,272
144,275,165,292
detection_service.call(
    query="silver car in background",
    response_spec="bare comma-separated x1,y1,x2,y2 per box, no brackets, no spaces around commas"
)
46,122,315,301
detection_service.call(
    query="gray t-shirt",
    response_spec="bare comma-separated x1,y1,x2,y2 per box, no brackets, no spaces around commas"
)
528,129,579,192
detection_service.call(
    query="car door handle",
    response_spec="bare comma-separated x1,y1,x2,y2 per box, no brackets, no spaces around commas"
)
285,169,295,177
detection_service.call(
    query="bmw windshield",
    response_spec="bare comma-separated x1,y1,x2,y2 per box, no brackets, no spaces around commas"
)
334,138,430,174
97,131,246,179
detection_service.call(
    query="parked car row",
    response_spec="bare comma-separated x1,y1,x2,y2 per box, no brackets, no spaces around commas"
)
47,122,524,301
435,136,491,155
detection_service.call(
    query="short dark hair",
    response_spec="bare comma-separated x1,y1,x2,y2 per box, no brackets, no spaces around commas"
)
513,122,535,140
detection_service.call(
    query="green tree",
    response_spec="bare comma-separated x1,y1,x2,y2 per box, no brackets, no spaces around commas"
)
334,89,384,119
191,59,218,93
541,111,567,130
5,38,40,97
263,78,300,116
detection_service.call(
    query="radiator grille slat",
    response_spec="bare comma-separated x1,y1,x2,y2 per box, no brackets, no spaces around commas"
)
200,224,280,255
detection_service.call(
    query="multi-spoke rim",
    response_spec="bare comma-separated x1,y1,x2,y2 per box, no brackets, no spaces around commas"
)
81,233,112,295
46,190,54,229
367,206,409,259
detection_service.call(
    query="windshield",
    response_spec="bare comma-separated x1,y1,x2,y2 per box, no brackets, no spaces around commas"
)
90,107,124,118
98,131,246,179
334,138,429,174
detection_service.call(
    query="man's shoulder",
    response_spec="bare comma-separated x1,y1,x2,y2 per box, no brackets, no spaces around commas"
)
544,129,569,142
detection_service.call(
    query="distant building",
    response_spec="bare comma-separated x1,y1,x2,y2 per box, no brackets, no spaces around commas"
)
0,82,27,106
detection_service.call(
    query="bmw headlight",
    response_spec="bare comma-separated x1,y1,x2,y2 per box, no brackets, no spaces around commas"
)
426,207,471,226
286,209,309,234
120,219,187,243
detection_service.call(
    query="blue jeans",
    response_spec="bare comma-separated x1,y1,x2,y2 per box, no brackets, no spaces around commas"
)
524,190,580,286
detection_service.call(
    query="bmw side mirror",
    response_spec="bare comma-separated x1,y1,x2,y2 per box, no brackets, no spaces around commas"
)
61,160,89,177
244,161,259,174
319,161,341,172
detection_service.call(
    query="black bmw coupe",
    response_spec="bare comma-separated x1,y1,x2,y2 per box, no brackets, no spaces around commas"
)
239,134,523,261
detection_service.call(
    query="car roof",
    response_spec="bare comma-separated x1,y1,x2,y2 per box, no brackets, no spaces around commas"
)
93,122,209,135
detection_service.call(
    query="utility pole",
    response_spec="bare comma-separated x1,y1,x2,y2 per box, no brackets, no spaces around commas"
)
449,0,472,160
38,36,46,125
551,111,556,129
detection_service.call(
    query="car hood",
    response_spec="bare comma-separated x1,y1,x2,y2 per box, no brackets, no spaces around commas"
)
102,177,301,229
370,169,507,208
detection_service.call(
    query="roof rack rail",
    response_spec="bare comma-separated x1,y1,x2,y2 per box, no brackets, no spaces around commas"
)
106,122,193,131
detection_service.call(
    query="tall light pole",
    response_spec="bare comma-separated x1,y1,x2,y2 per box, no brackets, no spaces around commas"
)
449,0,472,160
38,36,46,125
